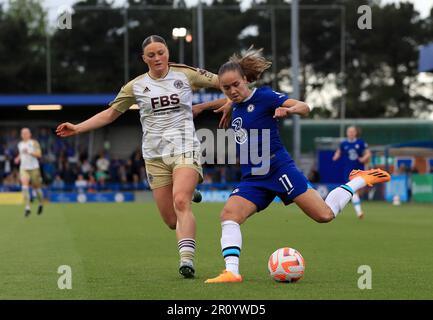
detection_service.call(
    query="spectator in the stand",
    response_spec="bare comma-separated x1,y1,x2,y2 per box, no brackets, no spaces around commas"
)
125,159,133,182
75,174,88,193
42,161,56,184
3,150,12,179
96,151,110,173
87,175,97,192
96,173,108,191
109,156,122,183
118,164,128,185
132,173,140,190
0,144,5,184
130,148,144,177
80,159,92,179
140,166,150,189
3,169,20,187
63,162,77,186
37,128,50,153
65,143,78,164
5,129,19,155
95,152,110,183
51,174,65,190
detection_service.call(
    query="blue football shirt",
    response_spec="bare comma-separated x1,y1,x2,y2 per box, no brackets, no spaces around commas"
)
339,138,368,171
230,87,293,179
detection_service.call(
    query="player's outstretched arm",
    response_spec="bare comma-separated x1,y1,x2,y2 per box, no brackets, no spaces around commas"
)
332,148,341,161
273,99,311,119
359,149,372,164
56,107,122,137
192,98,229,118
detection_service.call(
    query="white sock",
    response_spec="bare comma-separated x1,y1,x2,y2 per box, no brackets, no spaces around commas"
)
22,186,30,208
178,238,195,264
346,177,367,192
325,177,367,217
351,193,363,216
221,220,242,275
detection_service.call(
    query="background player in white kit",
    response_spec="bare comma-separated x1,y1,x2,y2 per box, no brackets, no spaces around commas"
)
15,128,44,217
56,35,228,278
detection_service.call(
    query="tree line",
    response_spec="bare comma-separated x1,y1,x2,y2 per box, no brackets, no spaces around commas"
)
0,0,432,118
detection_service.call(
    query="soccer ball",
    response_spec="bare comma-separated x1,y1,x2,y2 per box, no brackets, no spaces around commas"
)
268,247,305,282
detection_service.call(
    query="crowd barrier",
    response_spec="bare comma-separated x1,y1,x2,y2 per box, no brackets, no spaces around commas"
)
1,175,432,204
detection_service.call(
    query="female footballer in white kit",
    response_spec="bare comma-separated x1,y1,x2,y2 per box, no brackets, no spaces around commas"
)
56,35,227,278
15,128,44,217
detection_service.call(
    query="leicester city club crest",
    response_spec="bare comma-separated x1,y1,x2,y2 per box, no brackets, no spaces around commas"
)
174,80,184,89
247,104,255,112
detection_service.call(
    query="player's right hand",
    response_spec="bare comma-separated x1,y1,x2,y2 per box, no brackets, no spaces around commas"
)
56,122,79,137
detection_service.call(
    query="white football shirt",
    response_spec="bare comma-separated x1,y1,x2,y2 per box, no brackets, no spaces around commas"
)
18,140,40,170
110,64,219,160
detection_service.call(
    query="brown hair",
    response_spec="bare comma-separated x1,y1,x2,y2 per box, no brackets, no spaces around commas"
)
218,46,272,83
347,125,361,137
141,35,167,50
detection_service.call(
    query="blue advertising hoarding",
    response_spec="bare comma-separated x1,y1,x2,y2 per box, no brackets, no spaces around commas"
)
385,175,409,202
49,192,135,203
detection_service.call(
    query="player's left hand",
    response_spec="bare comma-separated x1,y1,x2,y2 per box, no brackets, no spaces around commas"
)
192,105,203,118
273,107,291,119
215,102,232,129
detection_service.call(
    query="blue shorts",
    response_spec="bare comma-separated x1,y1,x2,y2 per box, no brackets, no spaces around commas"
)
229,163,312,212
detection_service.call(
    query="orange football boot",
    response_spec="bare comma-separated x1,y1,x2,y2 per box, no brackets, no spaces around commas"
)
205,270,243,283
349,168,391,187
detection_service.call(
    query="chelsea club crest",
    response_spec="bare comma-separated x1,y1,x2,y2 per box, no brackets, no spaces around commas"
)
247,104,255,112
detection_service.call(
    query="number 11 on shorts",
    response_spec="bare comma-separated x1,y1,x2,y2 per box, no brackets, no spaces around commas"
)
279,174,294,195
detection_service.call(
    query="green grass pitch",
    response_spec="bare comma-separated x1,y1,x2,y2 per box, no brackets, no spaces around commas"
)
0,201,432,299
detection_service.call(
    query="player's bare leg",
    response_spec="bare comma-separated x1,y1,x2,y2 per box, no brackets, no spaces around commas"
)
172,168,199,278
32,174,44,215
152,184,177,230
20,175,31,217
294,189,335,223
297,168,390,220
205,196,256,283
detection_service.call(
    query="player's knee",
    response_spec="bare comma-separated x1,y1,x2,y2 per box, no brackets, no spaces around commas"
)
220,208,243,224
314,210,334,223
167,222,176,230
173,193,191,212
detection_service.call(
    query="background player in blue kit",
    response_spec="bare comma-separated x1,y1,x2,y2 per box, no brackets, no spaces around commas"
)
199,48,390,283
333,126,372,219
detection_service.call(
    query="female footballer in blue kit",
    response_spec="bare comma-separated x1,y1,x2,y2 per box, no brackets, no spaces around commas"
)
196,48,390,283
333,126,372,219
